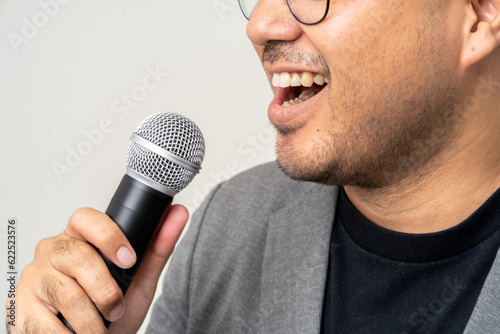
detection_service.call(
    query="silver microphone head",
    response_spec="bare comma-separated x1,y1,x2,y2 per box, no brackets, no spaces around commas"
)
126,112,205,196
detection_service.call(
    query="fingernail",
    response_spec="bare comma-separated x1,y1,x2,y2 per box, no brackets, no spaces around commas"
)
109,304,125,322
117,246,135,268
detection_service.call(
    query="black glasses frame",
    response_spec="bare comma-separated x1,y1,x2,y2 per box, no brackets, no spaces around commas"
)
238,0,330,25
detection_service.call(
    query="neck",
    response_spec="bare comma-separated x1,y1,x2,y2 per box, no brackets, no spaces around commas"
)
344,101,500,234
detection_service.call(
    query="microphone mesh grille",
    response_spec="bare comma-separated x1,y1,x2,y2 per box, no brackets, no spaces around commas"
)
126,112,205,192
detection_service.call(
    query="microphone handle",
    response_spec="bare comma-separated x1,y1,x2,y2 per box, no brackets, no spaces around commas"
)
58,174,173,332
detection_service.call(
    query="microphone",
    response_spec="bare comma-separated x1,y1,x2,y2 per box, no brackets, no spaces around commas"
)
58,112,205,332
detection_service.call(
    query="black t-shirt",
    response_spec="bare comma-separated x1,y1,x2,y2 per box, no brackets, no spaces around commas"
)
321,187,500,334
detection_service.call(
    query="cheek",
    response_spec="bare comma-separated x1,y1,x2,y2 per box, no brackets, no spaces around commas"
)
317,4,450,110
317,1,404,53
315,0,438,81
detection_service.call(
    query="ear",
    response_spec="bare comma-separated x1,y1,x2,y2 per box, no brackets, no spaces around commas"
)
461,0,500,69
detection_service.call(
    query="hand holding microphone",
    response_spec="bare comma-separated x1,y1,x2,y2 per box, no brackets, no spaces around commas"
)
7,112,205,333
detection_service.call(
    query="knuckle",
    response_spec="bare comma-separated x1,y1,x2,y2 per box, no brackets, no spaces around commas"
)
51,237,76,254
36,235,77,257
98,284,123,305
96,286,122,309
19,263,36,280
34,237,53,255
69,207,94,228
18,264,42,293
94,226,121,248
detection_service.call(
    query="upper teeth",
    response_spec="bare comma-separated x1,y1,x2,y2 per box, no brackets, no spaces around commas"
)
272,72,328,88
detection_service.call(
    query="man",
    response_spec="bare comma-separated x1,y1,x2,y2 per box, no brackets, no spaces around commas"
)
8,0,500,332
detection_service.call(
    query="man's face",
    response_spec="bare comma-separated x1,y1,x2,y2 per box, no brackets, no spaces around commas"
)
247,0,463,188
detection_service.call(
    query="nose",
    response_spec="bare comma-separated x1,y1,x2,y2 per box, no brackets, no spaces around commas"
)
246,0,302,47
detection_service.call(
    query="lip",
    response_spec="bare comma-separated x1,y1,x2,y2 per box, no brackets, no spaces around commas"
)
268,84,327,129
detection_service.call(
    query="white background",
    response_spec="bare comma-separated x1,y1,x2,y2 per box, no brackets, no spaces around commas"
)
0,0,275,332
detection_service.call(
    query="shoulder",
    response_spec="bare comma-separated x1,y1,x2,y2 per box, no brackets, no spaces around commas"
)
192,161,299,238
208,161,315,214
191,161,333,251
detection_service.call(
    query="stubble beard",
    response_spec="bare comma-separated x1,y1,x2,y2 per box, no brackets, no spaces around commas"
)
275,84,460,190
273,55,460,190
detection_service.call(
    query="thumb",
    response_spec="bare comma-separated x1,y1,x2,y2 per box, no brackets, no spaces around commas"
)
108,204,189,333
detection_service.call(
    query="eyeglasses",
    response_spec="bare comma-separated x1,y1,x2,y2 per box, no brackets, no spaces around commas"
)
238,0,330,25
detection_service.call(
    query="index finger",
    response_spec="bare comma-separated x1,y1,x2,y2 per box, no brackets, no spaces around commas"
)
64,207,137,269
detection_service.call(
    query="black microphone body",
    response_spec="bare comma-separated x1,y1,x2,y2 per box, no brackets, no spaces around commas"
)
59,174,173,331
104,173,173,291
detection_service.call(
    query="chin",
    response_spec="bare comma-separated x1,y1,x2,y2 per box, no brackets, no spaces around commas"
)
275,151,401,190
275,157,338,185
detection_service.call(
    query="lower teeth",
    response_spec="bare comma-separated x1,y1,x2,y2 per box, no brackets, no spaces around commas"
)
282,86,322,106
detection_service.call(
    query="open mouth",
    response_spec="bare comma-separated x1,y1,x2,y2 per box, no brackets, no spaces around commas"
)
272,71,329,106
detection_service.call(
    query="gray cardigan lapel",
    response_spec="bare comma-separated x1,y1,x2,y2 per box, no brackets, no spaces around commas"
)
464,248,500,333
259,183,339,334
